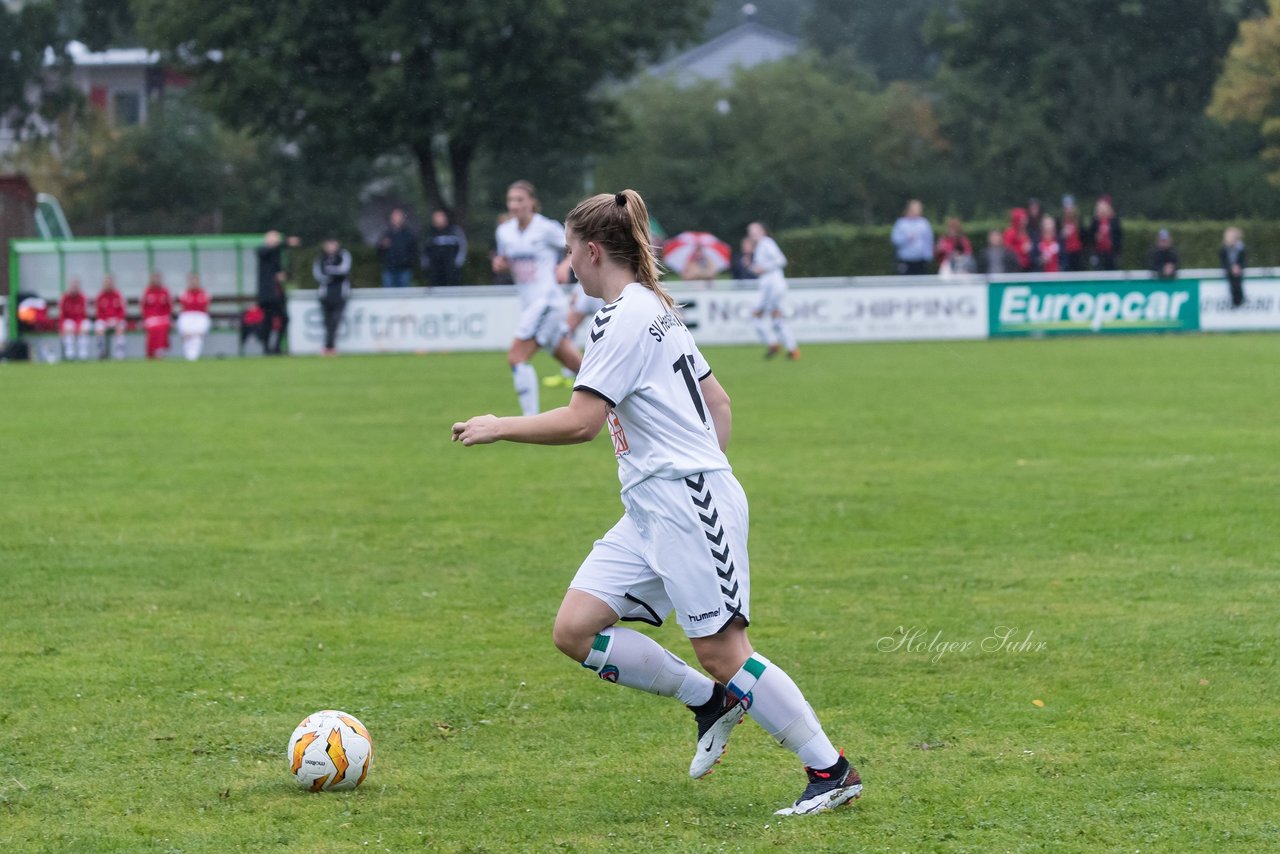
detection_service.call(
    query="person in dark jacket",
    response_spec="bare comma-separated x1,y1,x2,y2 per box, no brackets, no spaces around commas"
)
378,208,419,287
313,238,353,355
730,235,756,281
978,229,1020,275
1220,227,1247,308
1148,229,1180,280
256,229,301,355
423,208,468,287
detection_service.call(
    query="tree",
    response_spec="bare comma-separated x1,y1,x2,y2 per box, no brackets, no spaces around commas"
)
1210,0,1280,183
1,2,60,135
929,0,1267,214
7,99,372,238
133,0,711,229
593,58,949,236
805,0,946,82
2,0,139,137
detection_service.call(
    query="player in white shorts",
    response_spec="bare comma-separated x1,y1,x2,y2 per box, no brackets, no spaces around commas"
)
748,222,800,360
492,180,582,415
544,281,607,389
453,189,861,817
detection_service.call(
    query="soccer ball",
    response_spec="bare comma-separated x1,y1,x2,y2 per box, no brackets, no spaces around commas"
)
287,710,374,791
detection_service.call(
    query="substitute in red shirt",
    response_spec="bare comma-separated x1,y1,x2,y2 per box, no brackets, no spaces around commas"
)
58,278,92,361
94,273,128,360
177,272,212,361
141,272,173,359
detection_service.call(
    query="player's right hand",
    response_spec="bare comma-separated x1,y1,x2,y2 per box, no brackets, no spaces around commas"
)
452,414,500,446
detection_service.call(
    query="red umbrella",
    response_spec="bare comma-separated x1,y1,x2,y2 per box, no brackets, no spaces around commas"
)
662,231,731,277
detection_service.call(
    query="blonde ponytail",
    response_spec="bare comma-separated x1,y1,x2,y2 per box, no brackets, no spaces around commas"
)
566,188,674,310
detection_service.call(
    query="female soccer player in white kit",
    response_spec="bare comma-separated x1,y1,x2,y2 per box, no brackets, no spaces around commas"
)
453,189,861,816
748,222,800,360
492,180,582,414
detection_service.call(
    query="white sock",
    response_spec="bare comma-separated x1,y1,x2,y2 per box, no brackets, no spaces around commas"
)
773,318,797,353
113,333,126,360
77,334,91,361
754,315,777,346
512,362,539,415
183,336,202,361
728,653,839,769
62,335,75,360
561,366,575,380
581,627,715,707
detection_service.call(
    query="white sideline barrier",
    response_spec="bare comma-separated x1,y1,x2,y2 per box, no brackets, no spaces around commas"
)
286,279,989,355
1198,279,1280,331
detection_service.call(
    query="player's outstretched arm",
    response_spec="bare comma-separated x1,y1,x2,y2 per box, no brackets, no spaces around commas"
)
452,391,609,447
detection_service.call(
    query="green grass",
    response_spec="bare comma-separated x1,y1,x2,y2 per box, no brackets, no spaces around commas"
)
1,334,1277,853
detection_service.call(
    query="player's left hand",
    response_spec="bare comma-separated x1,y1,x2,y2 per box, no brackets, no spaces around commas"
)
452,414,501,445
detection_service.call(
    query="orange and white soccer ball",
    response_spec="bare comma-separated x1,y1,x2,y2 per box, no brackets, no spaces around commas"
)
287,710,373,791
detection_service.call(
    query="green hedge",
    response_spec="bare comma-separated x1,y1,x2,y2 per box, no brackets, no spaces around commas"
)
282,220,1279,288
777,219,1280,278
285,242,496,289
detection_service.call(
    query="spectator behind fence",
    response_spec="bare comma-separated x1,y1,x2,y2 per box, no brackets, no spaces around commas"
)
1035,216,1062,273
141,272,173,360
489,212,515,284
891,199,933,275
424,208,468,287
1027,197,1044,228
1087,196,1123,270
1221,227,1247,308
94,273,127,360
256,229,300,355
1002,208,1032,272
313,237,353,356
378,207,419,288
58,278,91,361
730,235,756,281
978,229,1020,275
1148,229,1180,280
177,272,212,361
1060,204,1086,271
934,217,974,276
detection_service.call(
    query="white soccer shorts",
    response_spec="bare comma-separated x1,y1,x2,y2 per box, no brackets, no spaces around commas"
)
514,299,569,350
570,470,751,638
177,311,211,336
753,273,788,315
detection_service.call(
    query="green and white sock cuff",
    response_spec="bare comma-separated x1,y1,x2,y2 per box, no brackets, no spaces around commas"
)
582,629,614,672
727,653,770,706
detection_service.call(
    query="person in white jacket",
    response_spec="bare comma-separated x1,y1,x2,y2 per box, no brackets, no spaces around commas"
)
747,222,799,360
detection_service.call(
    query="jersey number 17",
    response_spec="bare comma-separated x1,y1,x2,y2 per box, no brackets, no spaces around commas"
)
672,355,708,426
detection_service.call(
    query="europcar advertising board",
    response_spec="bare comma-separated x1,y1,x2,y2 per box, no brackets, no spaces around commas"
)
989,281,1198,337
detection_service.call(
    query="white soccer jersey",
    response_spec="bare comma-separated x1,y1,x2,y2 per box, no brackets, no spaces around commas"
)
496,213,566,308
574,283,730,492
753,236,787,275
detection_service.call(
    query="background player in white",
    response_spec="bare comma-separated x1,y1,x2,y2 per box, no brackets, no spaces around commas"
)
492,180,581,414
453,189,861,816
748,222,799,360
544,281,606,389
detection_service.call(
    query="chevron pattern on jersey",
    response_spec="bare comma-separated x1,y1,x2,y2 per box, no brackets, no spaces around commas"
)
684,474,743,619
589,300,621,342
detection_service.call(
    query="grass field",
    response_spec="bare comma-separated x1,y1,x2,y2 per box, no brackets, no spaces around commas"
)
1,334,1277,853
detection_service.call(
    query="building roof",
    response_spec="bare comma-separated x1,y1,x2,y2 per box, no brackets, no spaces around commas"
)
44,41,161,68
647,21,802,88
